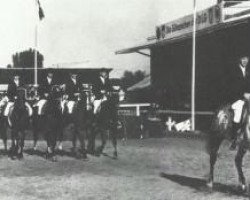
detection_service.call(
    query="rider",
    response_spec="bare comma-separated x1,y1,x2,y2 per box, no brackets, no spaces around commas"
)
62,72,83,114
0,74,33,117
229,55,250,150
36,70,56,115
92,68,112,114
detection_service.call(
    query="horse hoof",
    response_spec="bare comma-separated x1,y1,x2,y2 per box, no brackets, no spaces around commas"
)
17,154,24,160
238,184,247,192
113,151,118,159
81,154,88,161
58,145,63,151
47,155,57,162
51,156,57,162
206,181,213,189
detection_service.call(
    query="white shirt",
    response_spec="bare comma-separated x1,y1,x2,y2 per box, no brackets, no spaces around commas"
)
100,76,105,84
14,80,20,86
239,64,246,77
47,77,52,85
71,78,77,85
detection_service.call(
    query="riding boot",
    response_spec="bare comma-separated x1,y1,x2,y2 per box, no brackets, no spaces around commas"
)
229,122,240,150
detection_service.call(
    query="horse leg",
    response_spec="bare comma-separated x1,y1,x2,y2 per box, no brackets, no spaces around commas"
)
98,128,107,154
17,131,25,159
235,141,247,191
87,125,95,154
0,117,8,152
56,125,63,151
9,129,17,159
45,129,57,162
77,128,87,159
32,116,39,151
110,124,118,159
207,134,223,188
71,125,77,155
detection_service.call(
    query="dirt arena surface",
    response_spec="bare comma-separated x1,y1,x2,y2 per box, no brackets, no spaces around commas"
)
0,136,249,200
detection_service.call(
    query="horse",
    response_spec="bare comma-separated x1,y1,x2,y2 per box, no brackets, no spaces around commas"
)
206,99,250,191
90,89,124,159
32,85,63,161
8,88,30,159
0,96,8,153
61,90,93,159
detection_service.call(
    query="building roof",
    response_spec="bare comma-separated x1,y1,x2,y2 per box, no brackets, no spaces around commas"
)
116,2,250,55
127,75,151,91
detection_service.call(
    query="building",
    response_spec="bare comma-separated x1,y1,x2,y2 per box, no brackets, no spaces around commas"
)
116,1,250,111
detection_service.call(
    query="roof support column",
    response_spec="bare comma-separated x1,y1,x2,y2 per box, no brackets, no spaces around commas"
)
191,0,197,131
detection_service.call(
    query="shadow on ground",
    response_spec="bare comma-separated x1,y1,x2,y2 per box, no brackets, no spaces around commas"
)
160,172,249,198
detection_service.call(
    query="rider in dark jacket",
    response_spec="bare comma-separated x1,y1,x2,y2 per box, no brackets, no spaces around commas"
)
92,68,112,100
38,71,56,99
228,55,250,150
65,73,83,101
7,74,24,102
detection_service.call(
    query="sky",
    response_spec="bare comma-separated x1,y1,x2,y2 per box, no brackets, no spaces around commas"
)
0,0,216,77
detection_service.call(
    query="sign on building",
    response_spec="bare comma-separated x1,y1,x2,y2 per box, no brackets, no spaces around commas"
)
156,4,222,41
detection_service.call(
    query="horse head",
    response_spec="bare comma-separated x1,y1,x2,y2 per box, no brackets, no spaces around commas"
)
8,87,30,129
211,104,233,135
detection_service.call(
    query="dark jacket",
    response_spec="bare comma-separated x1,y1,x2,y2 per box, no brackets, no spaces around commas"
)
38,77,56,98
92,76,112,100
227,64,250,103
7,81,24,102
65,79,82,101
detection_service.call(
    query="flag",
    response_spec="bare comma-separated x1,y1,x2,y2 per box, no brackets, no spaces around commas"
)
37,0,45,20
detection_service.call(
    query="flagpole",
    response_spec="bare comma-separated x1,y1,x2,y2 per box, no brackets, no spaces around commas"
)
34,23,38,86
34,0,44,87
191,0,197,131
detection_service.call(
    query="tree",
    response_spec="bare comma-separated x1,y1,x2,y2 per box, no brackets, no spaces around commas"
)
121,70,146,89
6,64,12,68
12,48,44,68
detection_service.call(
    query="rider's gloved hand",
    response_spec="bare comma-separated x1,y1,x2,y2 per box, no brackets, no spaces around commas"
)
14,96,18,100
63,94,69,100
244,93,250,100
44,93,49,98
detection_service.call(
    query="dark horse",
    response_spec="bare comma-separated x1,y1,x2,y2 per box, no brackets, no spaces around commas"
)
32,86,63,161
8,88,30,159
207,99,250,191
89,91,123,159
61,91,93,159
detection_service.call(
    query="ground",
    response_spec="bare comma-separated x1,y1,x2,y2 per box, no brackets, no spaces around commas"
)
0,136,249,200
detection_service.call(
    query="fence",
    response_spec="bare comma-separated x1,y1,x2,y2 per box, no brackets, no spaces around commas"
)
117,103,215,139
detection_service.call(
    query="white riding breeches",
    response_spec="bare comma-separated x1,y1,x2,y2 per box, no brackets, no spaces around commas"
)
4,102,33,117
93,95,108,115
25,102,33,116
35,99,47,115
0,96,8,114
61,100,76,114
4,102,14,116
231,100,245,123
